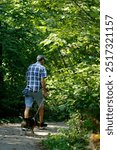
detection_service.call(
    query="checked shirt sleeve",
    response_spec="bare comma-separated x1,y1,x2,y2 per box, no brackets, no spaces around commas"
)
40,66,47,79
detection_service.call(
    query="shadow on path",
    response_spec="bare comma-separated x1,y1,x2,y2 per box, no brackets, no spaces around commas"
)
0,122,67,150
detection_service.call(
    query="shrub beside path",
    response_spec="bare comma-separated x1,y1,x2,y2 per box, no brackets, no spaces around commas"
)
0,122,67,150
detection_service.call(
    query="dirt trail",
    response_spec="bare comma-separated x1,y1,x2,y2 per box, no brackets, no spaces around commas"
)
0,122,67,150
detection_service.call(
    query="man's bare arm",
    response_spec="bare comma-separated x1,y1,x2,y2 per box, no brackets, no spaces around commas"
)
41,78,48,97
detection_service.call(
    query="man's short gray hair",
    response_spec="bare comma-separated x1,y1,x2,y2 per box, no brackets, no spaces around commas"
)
37,55,45,61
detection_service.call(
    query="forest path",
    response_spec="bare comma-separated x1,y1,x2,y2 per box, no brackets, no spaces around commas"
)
0,122,67,150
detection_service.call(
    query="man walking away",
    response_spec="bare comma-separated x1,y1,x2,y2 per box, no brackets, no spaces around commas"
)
23,55,48,128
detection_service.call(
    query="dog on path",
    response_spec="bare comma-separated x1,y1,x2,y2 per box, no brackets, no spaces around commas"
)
20,117,39,135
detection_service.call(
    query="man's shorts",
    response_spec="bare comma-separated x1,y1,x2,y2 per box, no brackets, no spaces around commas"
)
25,90,44,108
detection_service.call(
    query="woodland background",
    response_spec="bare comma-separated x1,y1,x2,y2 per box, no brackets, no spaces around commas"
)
0,0,99,149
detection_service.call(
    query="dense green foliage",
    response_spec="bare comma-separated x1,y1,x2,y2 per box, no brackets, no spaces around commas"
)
0,0,99,149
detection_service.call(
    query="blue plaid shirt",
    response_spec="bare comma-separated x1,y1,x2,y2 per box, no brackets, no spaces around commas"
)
25,62,47,92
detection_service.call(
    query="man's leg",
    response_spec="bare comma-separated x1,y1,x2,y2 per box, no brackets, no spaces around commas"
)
39,105,44,124
39,104,47,127
24,96,33,118
24,107,31,118
34,91,47,127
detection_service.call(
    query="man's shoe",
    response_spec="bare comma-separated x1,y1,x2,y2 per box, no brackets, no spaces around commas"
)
39,122,47,129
